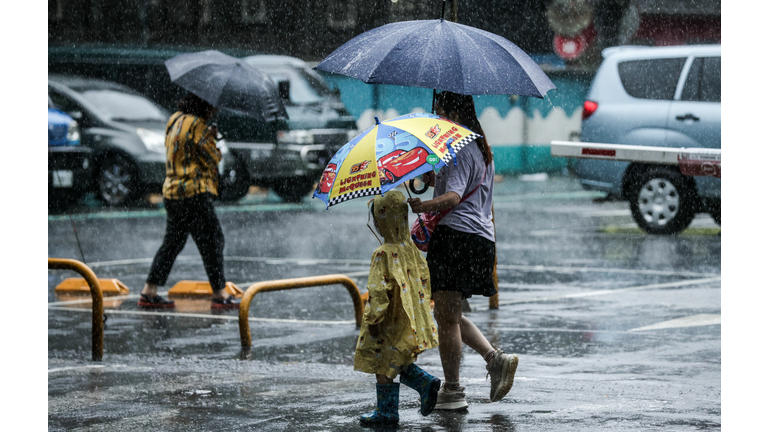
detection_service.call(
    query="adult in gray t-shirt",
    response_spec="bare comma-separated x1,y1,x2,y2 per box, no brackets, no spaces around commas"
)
433,140,495,242
407,91,518,411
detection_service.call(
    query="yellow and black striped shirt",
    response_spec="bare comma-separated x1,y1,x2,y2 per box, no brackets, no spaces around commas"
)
162,112,222,200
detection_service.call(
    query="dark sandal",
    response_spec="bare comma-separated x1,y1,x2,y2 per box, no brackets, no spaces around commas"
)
211,296,240,310
138,294,175,308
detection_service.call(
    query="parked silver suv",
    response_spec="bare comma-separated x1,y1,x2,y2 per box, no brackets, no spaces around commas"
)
576,45,721,234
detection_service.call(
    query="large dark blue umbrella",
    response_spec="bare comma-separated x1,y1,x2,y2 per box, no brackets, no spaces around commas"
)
165,50,288,121
315,19,555,98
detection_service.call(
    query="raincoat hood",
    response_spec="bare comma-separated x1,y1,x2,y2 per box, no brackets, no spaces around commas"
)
372,191,410,244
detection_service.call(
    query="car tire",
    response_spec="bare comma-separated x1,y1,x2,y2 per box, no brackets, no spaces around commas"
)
96,154,140,206
628,167,697,235
273,176,314,203
218,156,250,202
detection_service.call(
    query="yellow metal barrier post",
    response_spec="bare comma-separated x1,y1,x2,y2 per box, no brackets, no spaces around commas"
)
48,258,104,361
489,205,500,309
239,274,364,347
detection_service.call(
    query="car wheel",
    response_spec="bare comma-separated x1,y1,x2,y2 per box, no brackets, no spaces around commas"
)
218,157,250,202
97,154,140,206
628,167,697,235
273,176,314,203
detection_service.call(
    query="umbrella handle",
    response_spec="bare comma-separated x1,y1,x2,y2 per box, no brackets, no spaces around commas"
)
409,179,429,195
411,214,431,245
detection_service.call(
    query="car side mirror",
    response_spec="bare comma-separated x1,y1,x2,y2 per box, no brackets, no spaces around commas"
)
278,81,291,101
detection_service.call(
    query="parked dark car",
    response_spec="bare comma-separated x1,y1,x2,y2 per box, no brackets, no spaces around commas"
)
48,75,243,205
48,97,92,212
48,46,358,202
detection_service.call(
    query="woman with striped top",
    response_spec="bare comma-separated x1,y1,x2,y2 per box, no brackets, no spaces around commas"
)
139,93,239,309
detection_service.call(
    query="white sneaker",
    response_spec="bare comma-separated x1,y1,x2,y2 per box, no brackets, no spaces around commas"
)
433,384,469,411
486,350,519,402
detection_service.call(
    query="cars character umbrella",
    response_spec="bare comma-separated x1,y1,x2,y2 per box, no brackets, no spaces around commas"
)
314,112,480,207
313,112,481,244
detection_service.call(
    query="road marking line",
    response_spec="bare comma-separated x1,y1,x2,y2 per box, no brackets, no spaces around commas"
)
47,305,356,325
48,191,608,222
48,365,106,373
47,203,313,222
628,313,721,332
481,277,721,308
78,256,716,278
495,264,717,278
579,209,631,217
531,217,718,236
48,292,168,306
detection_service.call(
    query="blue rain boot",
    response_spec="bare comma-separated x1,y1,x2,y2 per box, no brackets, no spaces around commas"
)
360,383,400,425
399,363,441,416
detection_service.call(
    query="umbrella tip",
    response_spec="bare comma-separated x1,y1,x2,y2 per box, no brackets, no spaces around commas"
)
374,116,380,125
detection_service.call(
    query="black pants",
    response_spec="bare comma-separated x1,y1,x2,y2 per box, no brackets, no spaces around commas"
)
146,193,226,291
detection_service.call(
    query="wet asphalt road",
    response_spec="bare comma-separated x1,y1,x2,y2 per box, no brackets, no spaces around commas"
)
48,174,721,431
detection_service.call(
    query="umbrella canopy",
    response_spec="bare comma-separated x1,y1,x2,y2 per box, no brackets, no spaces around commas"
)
315,19,556,98
314,113,481,208
165,50,288,121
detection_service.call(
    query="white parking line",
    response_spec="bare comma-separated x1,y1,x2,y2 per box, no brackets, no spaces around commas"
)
47,305,356,325
495,264,717,278
474,277,721,310
579,209,632,217
78,256,717,278
48,365,107,373
628,313,721,332
48,293,149,306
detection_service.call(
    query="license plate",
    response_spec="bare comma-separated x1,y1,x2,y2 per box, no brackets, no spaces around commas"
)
52,170,73,187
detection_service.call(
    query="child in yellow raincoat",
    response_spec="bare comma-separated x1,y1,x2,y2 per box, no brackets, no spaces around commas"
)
355,190,441,426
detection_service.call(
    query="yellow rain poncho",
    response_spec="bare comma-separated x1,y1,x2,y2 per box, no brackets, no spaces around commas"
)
354,191,439,379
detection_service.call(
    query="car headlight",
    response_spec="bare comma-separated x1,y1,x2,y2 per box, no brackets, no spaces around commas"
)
277,129,314,144
136,128,166,153
67,120,80,145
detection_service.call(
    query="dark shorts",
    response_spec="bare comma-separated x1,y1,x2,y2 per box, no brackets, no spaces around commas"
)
426,225,497,299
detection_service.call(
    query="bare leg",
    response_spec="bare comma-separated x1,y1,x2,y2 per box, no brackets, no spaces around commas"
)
432,291,464,383
460,315,494,356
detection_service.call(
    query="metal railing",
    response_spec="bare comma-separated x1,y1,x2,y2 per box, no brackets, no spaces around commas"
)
48,258,104,361
238,274,364,347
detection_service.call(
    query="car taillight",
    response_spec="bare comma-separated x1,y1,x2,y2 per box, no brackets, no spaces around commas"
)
582,100,598,120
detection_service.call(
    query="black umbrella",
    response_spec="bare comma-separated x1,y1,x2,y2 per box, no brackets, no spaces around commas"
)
165,50,288,122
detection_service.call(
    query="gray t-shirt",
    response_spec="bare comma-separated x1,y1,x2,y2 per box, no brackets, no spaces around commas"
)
433,140,495,242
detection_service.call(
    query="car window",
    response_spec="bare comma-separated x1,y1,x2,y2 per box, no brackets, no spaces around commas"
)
79,90,168,121
681,58,703,101
262,67,328,105
700,57,721,103
681,57,720,103
48,89,80,114
618,58,687,100
267,70,323,104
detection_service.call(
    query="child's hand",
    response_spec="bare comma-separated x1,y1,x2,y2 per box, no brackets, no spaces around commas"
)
368,324,380,337
408,198,424,213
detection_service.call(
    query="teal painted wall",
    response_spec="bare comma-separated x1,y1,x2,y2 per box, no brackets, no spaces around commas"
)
319,71,593,175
